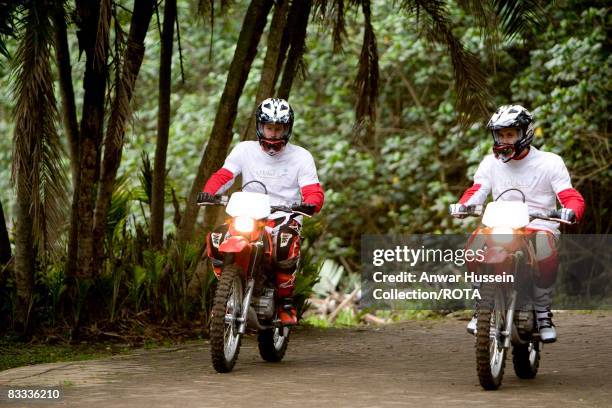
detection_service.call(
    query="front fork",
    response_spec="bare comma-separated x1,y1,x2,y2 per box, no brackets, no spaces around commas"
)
238,279,255,334
237,241,262,334
503,290,517,349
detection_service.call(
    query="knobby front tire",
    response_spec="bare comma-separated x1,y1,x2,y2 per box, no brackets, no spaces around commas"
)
476,284,506,390
210,264,243,373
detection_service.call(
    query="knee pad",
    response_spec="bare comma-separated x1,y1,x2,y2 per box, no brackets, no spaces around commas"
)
206,224,230,266
274,221,301,270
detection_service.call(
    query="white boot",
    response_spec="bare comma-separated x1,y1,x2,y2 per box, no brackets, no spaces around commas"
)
536,308,557,343
467,314,477,335
466,285,480,335
534,285,557,343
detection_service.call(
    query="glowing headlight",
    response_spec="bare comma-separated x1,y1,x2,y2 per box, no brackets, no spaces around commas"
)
234,216,255,233
490,227,515,244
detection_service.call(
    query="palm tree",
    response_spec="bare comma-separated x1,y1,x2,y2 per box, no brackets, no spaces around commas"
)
72,0,112,280
64,0,155,280
11,0,68,330
92,0,155,273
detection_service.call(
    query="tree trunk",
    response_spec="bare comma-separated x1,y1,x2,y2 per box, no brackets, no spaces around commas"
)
53,4,80,187
14,180,34,330
241,0,290,141
74,0,111,279
277,0,312,100
0,200,10,265
176,0,274,244
150,0,177,249
53,2,81,284
92,0,155,273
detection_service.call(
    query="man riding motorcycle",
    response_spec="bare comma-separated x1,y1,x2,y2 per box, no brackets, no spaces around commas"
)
450,105,585,343
197,98,324,325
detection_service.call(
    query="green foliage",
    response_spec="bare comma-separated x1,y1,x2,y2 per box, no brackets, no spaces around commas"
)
511,3,610,233
0,0,608,334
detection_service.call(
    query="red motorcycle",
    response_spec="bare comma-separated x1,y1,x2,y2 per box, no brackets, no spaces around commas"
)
199,181,311,373
456,188,573,390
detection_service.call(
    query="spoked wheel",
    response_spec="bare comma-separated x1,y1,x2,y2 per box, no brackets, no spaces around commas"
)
258,325,290,362
513,341,540,379
476,284,507,390
210,264,244,373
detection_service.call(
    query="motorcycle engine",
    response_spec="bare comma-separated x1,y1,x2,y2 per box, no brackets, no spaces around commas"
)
253,288,275,320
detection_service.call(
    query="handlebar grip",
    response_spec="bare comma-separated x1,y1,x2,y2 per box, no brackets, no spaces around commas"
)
197,195,228,206
547,209,560,219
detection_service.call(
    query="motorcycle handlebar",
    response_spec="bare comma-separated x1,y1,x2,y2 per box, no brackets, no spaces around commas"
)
197,195,228,206
456,204,483,217
452,204,574,225
270,205,313,218
528,209,574,225
197,200,312,218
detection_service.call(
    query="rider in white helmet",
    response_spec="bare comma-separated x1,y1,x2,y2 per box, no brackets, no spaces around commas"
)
198,98,325,325
450,105,585,343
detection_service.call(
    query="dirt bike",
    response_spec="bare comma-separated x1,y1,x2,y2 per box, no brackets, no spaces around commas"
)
456,188,573,390
198,181,311,373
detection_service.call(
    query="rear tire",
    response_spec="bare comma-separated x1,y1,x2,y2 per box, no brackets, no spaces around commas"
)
258,327,290,362
476,284,507,390
512,342,540,379
210,264,243,373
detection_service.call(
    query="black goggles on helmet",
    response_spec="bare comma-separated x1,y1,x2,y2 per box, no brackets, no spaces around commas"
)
260,138,286,152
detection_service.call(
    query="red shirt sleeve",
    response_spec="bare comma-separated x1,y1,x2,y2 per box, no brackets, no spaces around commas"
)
301,183,324,213
557,188,585,222
459,184,483,204
203,168,234,194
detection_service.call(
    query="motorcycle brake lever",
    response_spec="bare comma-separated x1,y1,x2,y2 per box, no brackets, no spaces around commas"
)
290,210,312,218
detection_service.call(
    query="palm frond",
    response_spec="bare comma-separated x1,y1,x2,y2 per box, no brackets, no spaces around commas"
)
94,0,112,68
495,0,545,40
139,151,153,204
456,0,499,59
312,0,348,53
400,0,490,124
354,0,378,126
11,1,68,256
0,0,24,59
107,174,132,240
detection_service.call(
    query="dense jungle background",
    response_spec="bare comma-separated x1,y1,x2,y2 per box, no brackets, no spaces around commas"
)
0,0,609,339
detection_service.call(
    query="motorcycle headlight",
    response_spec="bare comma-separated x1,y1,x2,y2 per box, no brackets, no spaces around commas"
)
490,227,515,244
234,216,255,233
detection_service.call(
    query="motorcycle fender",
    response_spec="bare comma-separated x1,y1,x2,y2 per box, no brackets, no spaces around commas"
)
219,236,252,276
219,236,249,253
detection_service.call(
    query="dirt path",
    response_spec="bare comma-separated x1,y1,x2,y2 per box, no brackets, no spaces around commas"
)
1,312,611,407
